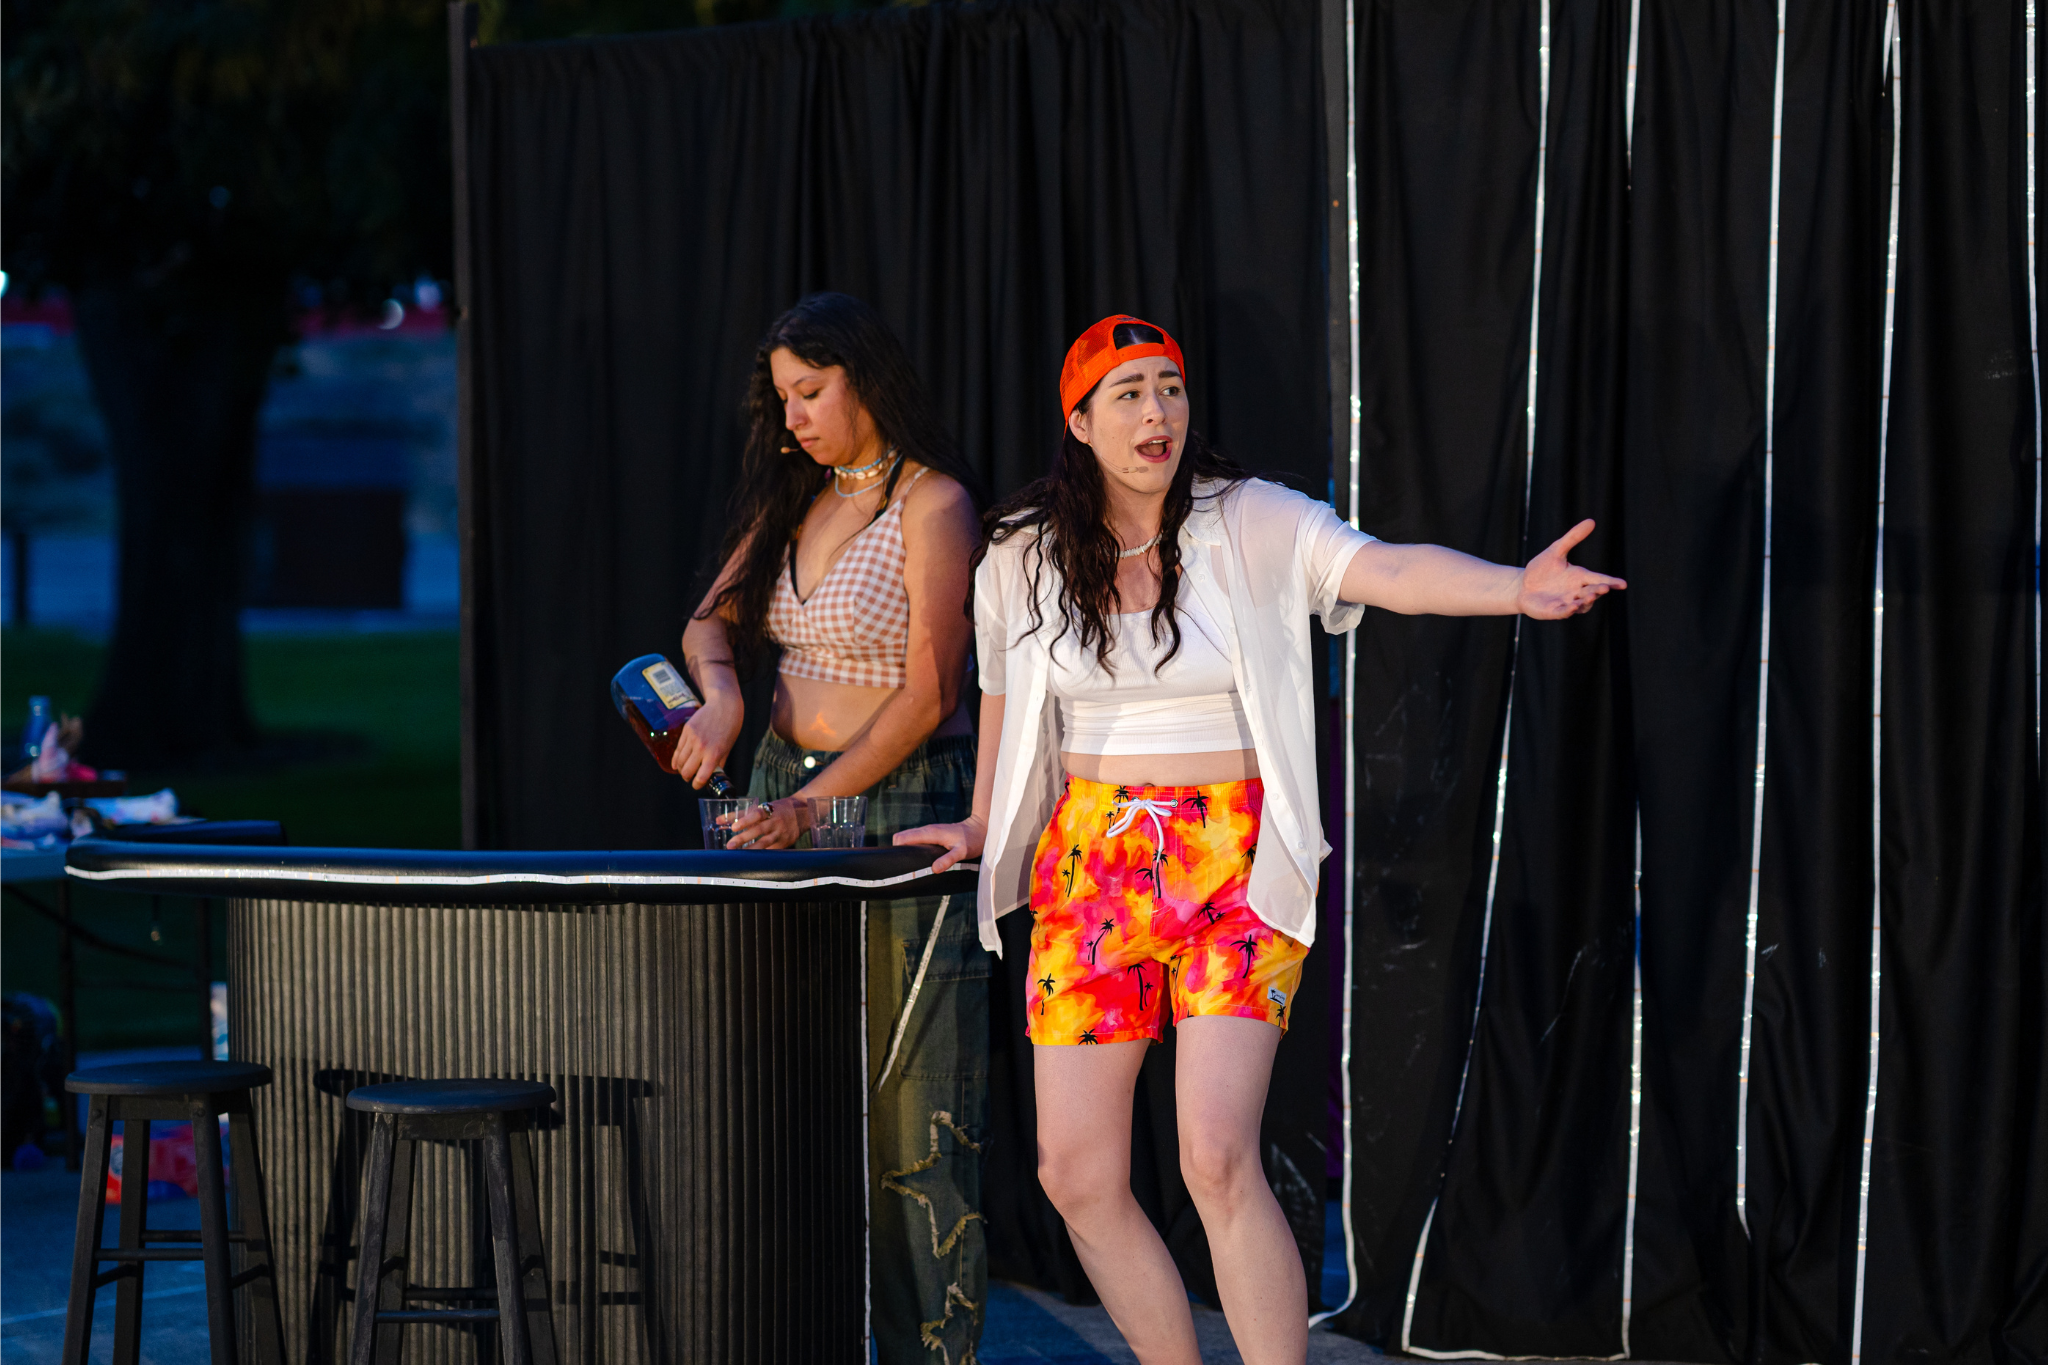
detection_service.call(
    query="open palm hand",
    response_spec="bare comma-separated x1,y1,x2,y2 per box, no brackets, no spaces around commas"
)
1518,519,1626,619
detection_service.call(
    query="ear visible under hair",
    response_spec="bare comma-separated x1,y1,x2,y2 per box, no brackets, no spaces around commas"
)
1110,322,1165,349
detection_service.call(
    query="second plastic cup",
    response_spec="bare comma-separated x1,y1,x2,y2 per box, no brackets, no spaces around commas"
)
807,796,868,849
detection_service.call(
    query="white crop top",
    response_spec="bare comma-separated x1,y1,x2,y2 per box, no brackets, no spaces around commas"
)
1046,590,1254,755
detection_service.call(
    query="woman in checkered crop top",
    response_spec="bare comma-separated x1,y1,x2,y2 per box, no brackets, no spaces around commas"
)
674,295,983,844
672,293,990,1365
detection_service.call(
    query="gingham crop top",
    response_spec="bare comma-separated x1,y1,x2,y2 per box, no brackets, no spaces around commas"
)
765,468,928,689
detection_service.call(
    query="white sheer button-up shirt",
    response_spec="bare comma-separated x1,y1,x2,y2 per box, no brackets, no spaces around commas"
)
973,477,1377,953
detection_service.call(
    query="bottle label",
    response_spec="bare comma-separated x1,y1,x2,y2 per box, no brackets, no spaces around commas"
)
642,660,696,711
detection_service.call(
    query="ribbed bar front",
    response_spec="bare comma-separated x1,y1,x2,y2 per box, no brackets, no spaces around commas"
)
226,896,864,1364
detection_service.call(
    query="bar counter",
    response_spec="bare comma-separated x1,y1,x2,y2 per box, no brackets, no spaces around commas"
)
66,838,978,1365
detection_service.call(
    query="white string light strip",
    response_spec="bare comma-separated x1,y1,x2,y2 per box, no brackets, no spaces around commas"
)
860,901,873,1360
1620,813,1644,1358
1616,4,1646,1350
1400,0,1550,1350
1308,0,1365,1328
2029,0,2043,761
1851,9,1902,1361
1617,0,1645,1349
1735,0,1791,1242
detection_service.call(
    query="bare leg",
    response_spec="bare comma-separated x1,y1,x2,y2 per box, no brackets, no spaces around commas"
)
1035,1040,1200,1365
1175,1015,1305,1365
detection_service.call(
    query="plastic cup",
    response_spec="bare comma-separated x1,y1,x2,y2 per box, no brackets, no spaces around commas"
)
806,796,868,849
698,798,755,850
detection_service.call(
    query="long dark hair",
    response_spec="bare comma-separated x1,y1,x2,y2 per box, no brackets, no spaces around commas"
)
981,396,1249,673
701,292,983,671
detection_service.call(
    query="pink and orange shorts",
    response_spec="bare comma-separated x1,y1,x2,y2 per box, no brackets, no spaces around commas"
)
1025,775,1308,1045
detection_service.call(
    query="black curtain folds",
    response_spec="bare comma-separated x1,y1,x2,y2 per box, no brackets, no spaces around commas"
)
1336,1,2045,1363
462,0,1336,1319
464,0,1330,848
463,0,2047,1360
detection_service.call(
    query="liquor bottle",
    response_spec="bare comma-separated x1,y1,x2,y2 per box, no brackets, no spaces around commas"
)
611,655,733,795
21,696,50,767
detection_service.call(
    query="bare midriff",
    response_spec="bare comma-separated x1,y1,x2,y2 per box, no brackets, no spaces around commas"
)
772,670,974,753
1059,748,1260,787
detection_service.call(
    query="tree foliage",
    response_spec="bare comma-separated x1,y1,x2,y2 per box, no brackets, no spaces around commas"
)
3,0,453,319
0,0,885,764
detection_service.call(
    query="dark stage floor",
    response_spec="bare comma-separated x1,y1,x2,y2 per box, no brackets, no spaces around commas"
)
2,1128,1381,1364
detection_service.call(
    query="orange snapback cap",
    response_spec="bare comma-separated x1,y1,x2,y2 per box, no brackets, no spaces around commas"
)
1059,314,1185,416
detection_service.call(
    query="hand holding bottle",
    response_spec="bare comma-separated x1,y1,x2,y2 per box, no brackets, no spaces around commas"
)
669,694,743,790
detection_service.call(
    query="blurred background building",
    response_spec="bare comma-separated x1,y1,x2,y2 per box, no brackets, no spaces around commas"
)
2,293,458,632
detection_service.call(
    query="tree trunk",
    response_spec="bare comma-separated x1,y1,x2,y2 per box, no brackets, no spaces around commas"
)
72,280,284,766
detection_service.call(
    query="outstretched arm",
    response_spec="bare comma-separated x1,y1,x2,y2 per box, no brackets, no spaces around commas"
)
1339,518,1625,620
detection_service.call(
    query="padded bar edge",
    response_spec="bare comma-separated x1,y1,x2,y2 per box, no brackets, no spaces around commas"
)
65,839,981,905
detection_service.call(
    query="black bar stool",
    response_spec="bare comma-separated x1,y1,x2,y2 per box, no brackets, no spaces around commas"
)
61,1059,284,1365
346,1079,558,1365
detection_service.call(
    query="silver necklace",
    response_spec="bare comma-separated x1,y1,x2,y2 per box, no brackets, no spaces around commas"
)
1117,533,1161,559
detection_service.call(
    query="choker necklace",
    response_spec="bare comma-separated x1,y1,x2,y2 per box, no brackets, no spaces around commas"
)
834,447,897,480
832,448,901,498
1117,533,1161,559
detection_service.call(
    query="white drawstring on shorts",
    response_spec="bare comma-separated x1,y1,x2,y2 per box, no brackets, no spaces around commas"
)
1105,795,1176,848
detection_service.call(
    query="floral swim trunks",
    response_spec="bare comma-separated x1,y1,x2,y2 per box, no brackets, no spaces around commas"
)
1025,775,1309,1045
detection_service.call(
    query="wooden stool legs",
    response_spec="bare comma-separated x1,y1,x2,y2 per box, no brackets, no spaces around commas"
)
60,1089,284,1365
349,1109,555,1365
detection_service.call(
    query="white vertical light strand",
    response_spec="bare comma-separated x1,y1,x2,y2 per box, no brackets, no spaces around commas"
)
1852,9,1902,1362
2028,0,2042,759
1309,0,1364,1326
860,901,872,1361
1620,813,1645,1358
1400,0,1551,1350
1618,3,1645,1353
1734,0,1791,1241
1624,0,1642,165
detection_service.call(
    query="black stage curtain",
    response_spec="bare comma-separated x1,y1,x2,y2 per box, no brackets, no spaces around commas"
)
460,0,1335,1318
464,0,2047,1358
1336,1,2047,1363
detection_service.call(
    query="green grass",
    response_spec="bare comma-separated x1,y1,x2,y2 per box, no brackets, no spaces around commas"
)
3,626,460,1048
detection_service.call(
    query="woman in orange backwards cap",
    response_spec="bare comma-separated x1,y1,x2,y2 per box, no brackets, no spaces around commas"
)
899,315,1624,1363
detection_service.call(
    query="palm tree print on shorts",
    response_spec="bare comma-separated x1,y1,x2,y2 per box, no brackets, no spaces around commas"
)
1037,973,1056,1015
1062,844,1083,897
1127,963,1155,1014
1230,935,1260,981
1086,917,1115,965
1181,791,1210,826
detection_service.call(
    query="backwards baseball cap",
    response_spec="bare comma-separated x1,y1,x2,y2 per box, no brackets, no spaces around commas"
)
1059,314,1186,416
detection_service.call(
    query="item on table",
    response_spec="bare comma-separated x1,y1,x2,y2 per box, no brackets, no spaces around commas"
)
4,712,103,790
697,797,754,849
807,795,868,849
0,791,69,847
29,722,67,783
20,697,50,768
82,789,179,825
1,786,182,848
611,653,733,795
